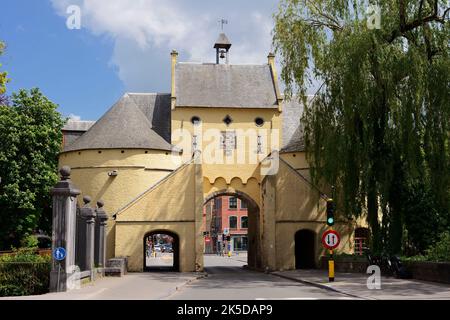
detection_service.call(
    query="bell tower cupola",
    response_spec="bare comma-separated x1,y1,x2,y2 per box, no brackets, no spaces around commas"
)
214,33,232,64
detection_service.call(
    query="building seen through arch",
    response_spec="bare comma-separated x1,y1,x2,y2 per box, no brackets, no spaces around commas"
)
203,196,249,255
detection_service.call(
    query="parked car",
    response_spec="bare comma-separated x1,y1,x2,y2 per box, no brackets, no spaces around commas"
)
36,234,52,249
161,244,173,253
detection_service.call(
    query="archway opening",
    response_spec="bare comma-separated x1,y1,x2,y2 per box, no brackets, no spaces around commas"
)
143,231,179,272
203,191,261,270
295,229,316,269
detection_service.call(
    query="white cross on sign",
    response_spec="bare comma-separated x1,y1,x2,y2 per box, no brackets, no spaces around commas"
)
322,230,340,250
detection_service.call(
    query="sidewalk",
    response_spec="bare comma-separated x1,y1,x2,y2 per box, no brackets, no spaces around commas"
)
1,272,206,300
272,269,450,300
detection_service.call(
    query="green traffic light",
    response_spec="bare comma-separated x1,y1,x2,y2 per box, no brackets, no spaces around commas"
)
327,217,334,225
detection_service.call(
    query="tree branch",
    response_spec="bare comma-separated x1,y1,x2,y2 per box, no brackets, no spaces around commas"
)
306,0,343,31
387,1,449,43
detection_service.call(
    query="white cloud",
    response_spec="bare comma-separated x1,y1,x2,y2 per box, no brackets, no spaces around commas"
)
68,113,81,121
50,0,278,91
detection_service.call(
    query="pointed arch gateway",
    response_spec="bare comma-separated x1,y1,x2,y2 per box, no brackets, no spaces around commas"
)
203,189,262,270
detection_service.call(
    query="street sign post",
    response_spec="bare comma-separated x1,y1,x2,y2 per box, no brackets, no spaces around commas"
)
53,247,66,292
322,230,340,282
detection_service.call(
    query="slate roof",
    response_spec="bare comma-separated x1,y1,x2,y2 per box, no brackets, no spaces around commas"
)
175,63,278,108
63,93,172,152
127,93,171,142
63,120,95,132
280,96,314,153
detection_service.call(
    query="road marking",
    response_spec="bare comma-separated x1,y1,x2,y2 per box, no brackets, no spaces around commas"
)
256,297,357,300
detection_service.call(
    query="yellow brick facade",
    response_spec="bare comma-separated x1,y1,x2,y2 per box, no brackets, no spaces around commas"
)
59,47,365,272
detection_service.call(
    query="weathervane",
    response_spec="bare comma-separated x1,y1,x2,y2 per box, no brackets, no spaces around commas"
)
218,18,228,31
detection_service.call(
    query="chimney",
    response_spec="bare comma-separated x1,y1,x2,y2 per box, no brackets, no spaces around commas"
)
267,52,283,111
171,50,178,110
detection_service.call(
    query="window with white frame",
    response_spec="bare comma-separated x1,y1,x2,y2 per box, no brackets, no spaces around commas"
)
228,197,237,209
241,216,248,229
229,216,238,229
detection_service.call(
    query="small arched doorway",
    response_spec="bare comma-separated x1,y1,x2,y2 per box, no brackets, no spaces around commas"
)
295,229,316,269
143,230,180,272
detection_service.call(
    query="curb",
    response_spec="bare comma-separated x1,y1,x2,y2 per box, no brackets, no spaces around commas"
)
271,272,369,300
162,272,208,300
175,272,208,291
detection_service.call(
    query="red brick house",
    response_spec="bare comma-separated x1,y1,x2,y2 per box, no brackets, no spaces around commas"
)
203,196,248,253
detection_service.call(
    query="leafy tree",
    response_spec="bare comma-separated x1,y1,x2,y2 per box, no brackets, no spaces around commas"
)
425,231,450,261
274,0,450,254
402,181,444,254
0,89,65,250
0,41,9,104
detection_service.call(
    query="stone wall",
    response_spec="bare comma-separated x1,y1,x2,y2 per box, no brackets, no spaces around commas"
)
404,261,450,284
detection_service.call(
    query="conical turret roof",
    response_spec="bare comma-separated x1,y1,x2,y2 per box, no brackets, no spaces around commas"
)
63,93,172,152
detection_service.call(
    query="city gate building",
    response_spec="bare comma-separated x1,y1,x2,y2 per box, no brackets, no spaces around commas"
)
60,33,365,272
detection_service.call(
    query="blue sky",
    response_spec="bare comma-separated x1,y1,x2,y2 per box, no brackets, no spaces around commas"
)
1,0,280,120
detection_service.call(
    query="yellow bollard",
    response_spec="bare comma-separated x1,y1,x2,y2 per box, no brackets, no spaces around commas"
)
329,249,335,282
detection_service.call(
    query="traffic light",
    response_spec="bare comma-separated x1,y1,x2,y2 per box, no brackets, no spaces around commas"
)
326,198,335,226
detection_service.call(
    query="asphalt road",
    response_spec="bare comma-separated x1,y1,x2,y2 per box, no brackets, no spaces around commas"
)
167,255,351,300
2,254,352,300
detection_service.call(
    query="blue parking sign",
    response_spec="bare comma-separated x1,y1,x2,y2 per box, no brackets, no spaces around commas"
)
53,247,66,261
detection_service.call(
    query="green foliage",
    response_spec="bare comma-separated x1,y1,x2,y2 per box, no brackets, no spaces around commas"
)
0,248,51,296
20,234,39,249
401,255,428,262
402,232,450,262
425,231,450,262
0,41,9,95
274,0,450,254
402,182,446,254
0,88,65,250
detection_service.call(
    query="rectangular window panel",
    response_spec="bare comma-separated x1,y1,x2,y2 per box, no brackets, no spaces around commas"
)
229,216,237,229
241,216,248,229
256,135,264,154
221,131,236,156
228,197,237,209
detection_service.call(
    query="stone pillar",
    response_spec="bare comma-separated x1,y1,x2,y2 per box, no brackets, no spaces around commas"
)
49,166,80,292
94,200,108,270
80,196,96,273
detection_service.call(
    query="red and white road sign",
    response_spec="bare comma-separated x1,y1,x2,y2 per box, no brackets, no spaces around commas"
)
322,230,340,250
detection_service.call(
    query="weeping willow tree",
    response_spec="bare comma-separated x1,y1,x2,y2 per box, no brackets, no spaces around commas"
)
274,0,450,254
